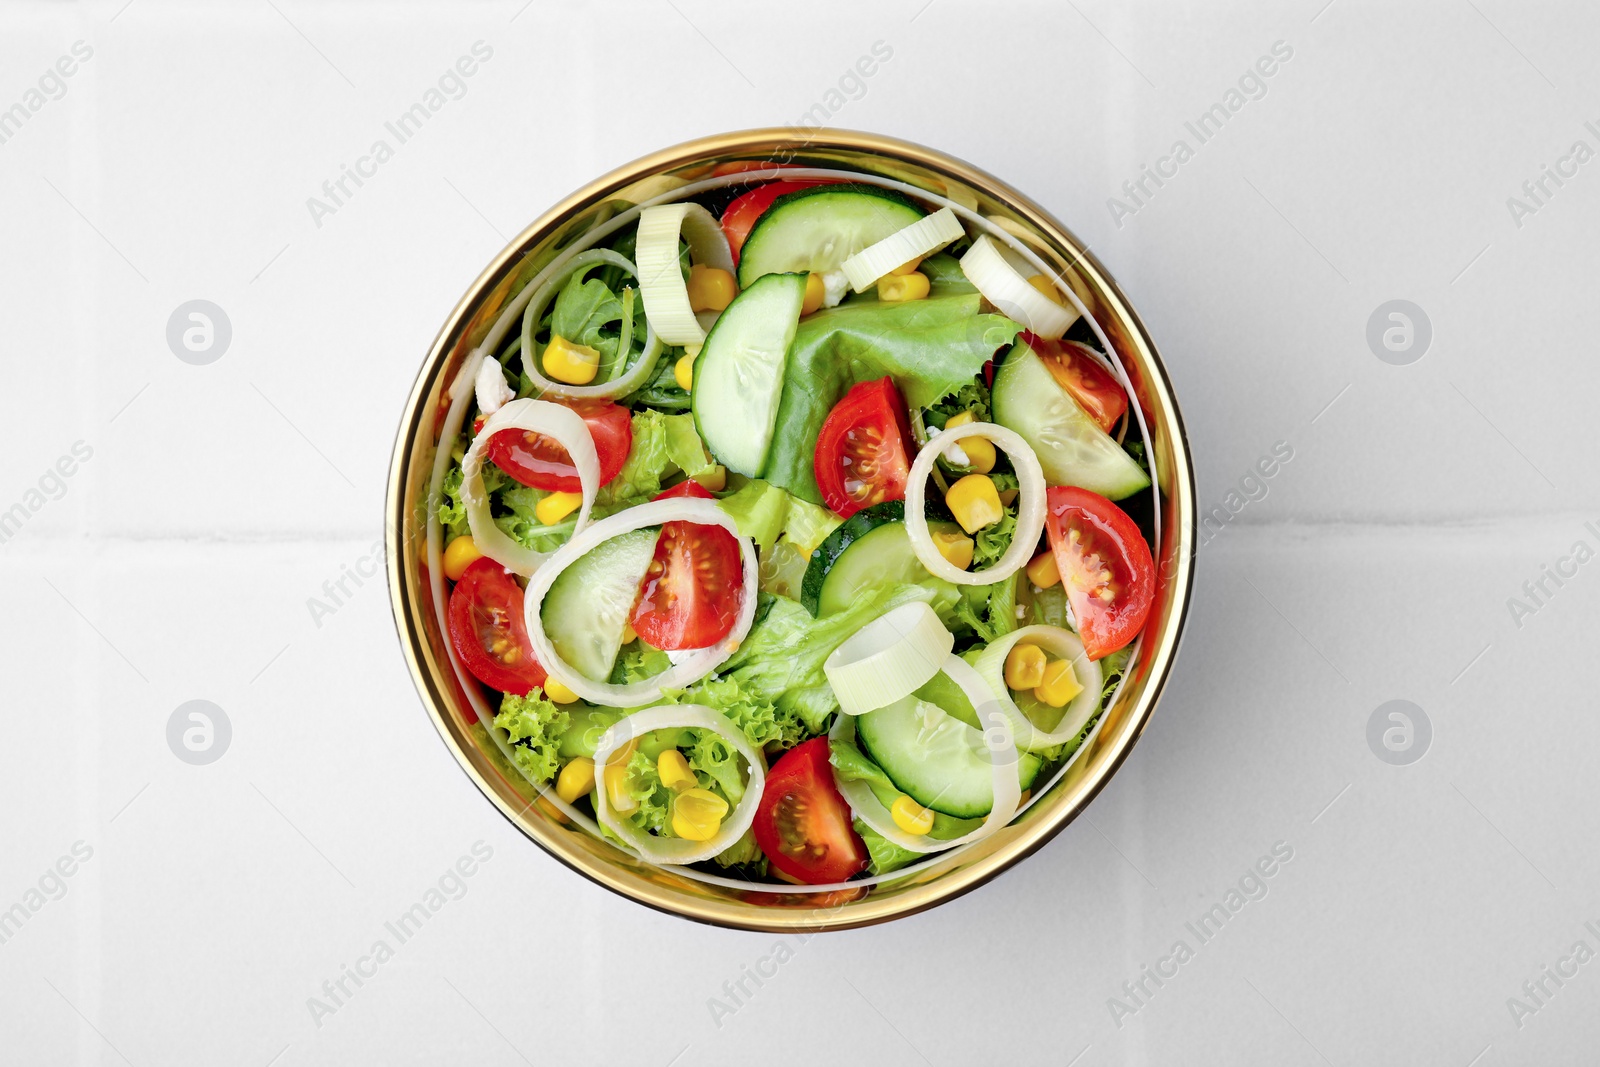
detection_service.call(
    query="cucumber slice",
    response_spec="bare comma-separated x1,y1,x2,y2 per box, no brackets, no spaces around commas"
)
800,502,961,617
855,691,1041,819
540,527,658,682
991,341,1151,500
737,184,926,288
691,272,807,477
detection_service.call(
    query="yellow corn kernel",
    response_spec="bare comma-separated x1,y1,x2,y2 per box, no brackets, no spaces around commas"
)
442,535,483,581
674,352,695,391
687,264,738,312
605,736,639,766
802,272,826,315
945,474,1003,533
891,795,935,836
692,464,727,492
556,756,596,803
657,749,697,792
998,487,1018,506
604,761,638,813
535,491,583,526
1005,642,1048,690
671,787,729,841
1026,551,1061,589
543,678,579,704
957,436,995,474
535,795,569,823
621,622,638,645
891,256,924,276
1034,658,1084,708
542,334,600,385
878,271,931,302
944,414,996,472
1028,274,1066,306
931,529,975,571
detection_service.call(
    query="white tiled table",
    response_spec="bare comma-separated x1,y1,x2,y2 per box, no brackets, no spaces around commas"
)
3,1,1597,1063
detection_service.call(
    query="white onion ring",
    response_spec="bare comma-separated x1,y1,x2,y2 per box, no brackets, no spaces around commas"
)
960,234,1077,339
969,625,1103,752
841,206,965,292
592,704,767,865
823,601,953,716
461,398,599,577
636,203,734,346
829,654,1021,853
905,422,1047,586
517,248,666,399
523,497,758,706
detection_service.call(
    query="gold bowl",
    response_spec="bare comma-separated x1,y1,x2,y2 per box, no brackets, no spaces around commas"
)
385,129,1195,932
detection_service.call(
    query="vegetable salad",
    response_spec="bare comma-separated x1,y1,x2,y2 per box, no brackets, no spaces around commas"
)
429,161,1157,892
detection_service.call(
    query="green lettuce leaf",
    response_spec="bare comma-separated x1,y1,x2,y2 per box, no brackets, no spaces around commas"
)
716,480,791,554
781,496,843,556
494,691,571,782
596,408,671,507
663,413,716,482
973,508,1017,571
855,819,920,876
710,828,765,871
715,479,842,556
830,737,899,804
761,288,1022,503
623,748,673,836
550,270,622,355
925,377,993,428
686,728,747,807
610,643,673,685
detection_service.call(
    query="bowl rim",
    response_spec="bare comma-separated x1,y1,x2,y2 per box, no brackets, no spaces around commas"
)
386,127,1195,932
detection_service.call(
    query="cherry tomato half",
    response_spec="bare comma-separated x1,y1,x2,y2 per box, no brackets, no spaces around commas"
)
720,179,838,265
1020,332,1128,435
814,377,915,520
752,739,868,885
812,379,915,521
486,399,632,492
628,482,744,651
1043,486,1154,660
447,557,547,695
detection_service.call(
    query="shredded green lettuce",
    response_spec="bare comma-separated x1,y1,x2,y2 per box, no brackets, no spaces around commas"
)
494,691,571,782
